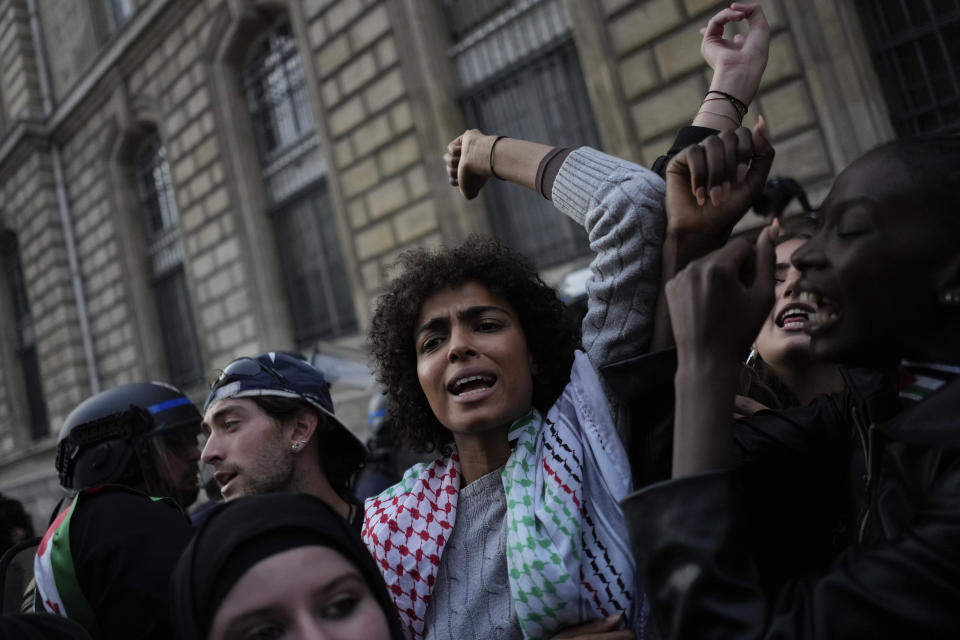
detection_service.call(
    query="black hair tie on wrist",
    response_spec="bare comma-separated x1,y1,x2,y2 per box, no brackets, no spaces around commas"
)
490,135,508,181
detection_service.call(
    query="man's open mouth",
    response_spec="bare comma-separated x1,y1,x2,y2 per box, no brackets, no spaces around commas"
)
214,470,237,488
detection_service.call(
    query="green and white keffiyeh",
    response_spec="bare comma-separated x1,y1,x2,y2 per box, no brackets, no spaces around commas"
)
364,351,645,639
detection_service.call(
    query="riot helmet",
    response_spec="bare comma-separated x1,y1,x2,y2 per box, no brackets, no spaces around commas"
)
55,382,202,508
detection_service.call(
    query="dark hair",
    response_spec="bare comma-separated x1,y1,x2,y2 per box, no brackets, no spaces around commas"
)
369,236,580,453
871,133,960,251
776,214,819,245
739,357,800,411
0,493,33,553
249,396,355,497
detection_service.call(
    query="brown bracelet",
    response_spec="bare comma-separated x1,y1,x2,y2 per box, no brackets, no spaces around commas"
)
704,90,748,120
697,109,741,127
490,135,508,180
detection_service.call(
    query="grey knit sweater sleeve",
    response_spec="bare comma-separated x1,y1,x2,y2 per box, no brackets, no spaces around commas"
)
552,147,666,369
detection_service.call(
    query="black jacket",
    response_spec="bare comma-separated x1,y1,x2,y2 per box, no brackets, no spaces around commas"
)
618,353,960,639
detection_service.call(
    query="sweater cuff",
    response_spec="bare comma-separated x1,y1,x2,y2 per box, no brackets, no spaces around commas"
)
651,125,720,177
551,147,661,226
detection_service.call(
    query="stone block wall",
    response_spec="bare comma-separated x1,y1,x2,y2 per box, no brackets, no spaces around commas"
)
594,0,836,210
309,0,440,296
0,0,894,520
0,147,88,431
0,0,44,122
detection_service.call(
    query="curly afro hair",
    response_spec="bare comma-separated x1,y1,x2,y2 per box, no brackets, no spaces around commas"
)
369,236,580,454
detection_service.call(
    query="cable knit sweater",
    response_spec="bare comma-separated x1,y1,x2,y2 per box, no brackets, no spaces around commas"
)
365,147,666,640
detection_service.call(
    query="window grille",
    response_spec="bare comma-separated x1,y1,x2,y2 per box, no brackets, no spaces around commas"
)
133,138,204,387
242,21,356,343
2,238,49,440
855,0,960,135
447,0,600,268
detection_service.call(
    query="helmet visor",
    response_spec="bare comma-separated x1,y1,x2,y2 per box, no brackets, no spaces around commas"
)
140,422,203,508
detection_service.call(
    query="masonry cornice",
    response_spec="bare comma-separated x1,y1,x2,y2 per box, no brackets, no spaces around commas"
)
0,116,47,179
0,0,188,165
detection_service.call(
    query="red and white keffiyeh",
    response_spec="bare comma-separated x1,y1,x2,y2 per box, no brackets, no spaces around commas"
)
363,351,644,639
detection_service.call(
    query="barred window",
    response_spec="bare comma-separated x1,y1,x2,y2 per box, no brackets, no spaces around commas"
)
855,0,960,135
242,21,356,344
1,234,48,440
445,0,600,268
133,138,203,387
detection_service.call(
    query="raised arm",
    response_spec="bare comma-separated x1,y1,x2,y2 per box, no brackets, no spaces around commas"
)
692,2,769,131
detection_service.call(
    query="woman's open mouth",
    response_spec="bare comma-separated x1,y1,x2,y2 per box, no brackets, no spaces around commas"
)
447,373,497,401
775,302,815,331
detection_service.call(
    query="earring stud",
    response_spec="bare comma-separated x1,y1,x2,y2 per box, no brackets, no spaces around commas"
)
940,288,960,306
291,440,306,452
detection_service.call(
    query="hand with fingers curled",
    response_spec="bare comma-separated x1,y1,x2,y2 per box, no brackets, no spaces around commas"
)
665,115,774,243
444,129,494,200
700,2,770,110
666,224,778,365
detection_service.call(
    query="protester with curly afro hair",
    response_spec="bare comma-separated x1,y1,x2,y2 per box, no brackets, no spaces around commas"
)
367,236,579,455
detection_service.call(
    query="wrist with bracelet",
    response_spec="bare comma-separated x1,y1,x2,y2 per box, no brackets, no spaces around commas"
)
701,90,748,124
489,135,508,180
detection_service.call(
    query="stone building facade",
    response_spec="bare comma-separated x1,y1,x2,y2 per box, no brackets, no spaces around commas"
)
0,0,954,528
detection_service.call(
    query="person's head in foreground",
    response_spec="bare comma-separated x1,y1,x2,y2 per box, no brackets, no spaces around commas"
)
745,215,842,408
201,352,366,505
55,382,202,508
368,235,579,455
171,492,405,640
790,134,960,368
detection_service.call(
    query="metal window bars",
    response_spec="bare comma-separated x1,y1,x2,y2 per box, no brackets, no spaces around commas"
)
241,20,356,343
2,239,49,440
855,0,960,135
132,138,204,386
447,0,598,268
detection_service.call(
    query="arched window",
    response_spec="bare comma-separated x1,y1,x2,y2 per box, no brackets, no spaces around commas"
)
132,137,203,387
1,233,48,440
242,20,356,344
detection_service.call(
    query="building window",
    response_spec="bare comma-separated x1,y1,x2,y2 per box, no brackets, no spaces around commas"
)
133,137,204,387
1,235,49,440
242,20,356,344
445,0,600,268
855,0,960,135
104,0,135,33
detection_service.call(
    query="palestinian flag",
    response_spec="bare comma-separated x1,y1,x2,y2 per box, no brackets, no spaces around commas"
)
34,491,99,634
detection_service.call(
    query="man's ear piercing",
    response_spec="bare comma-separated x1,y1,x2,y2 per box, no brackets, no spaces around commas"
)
291,440,306,452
